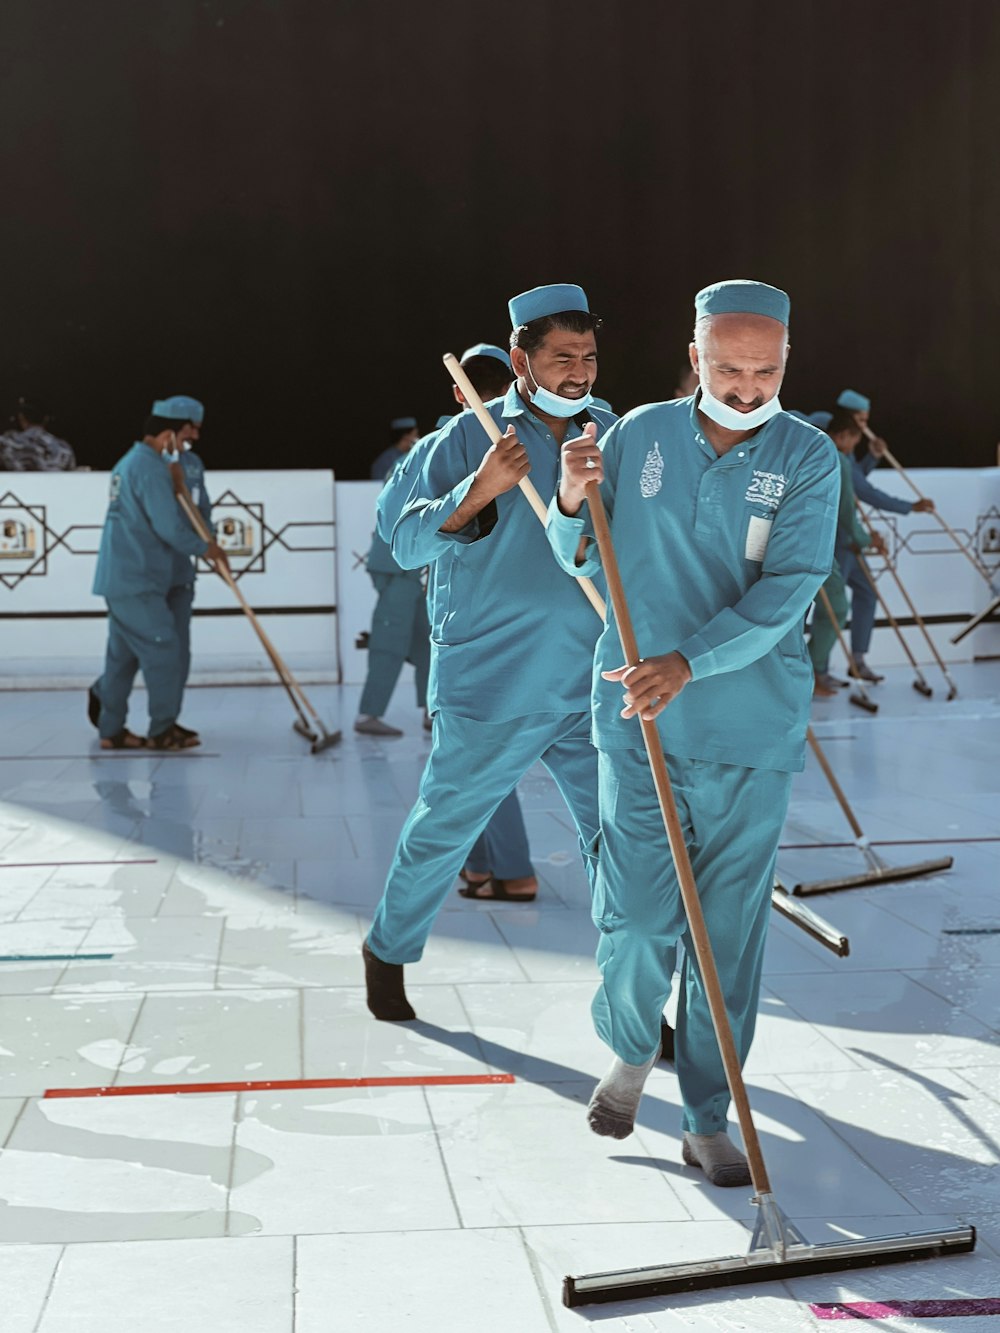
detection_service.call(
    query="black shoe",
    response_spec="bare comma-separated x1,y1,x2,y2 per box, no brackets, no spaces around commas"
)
87,685,101,729
362,939,416,1021
659,1016,675,1064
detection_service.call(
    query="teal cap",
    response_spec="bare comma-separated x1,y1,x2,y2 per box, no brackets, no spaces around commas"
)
694,279,790,326
809,410,834,429
460,343,512,370
837,389,871,412
509,283,589,328
435,414,454,429
153,394,204,424
390,416,418,430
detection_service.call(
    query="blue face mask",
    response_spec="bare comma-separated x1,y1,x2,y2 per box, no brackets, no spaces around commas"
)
525,356,593,419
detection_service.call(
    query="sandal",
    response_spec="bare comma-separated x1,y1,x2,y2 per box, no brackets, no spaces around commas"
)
99,730,146,750
457,875,537,903
147,724,201,751
173,723,201,742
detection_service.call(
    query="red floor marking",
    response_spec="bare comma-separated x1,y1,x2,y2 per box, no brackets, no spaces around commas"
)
44,1074,516,1099
780,837,1000,851
812,1299,1000,1319
0,859,158,870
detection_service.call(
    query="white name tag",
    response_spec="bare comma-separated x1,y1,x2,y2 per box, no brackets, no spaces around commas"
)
745,515,772,562
191,485,201,505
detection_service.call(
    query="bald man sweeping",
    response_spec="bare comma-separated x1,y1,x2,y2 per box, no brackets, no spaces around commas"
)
547,280,840,1185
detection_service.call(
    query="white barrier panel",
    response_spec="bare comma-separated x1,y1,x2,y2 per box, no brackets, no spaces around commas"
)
0,469,338,683
2,467,997,687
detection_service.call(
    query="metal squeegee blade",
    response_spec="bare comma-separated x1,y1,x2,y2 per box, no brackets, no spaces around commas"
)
562,1224,975,1307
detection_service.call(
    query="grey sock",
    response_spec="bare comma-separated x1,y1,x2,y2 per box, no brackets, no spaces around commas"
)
682,1130,751,1187
587,1049,659,1140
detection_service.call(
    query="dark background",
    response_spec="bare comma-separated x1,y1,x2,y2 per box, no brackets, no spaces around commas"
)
1,0,998,475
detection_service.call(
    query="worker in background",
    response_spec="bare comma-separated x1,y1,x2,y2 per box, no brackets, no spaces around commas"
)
807,409,886,696
152,395,214,738
833,388,935,682
0,398,76,470
88,410,228,749
370,417,420,481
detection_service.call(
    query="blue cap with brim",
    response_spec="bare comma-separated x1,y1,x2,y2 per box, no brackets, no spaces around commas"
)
509,283,589,328
153,394,204,424
390,416,418,430
808,410,834,429
460,343,512,370
837,389,871,412
694,279,790,326
435,414,454,429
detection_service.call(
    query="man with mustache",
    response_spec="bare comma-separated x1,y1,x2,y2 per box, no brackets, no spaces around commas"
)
548,280,840,1185
362,284,615,1020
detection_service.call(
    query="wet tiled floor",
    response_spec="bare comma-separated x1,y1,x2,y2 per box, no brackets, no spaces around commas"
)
0,666,997,1330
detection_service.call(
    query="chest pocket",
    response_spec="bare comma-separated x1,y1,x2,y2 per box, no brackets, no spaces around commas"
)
742,508,773,563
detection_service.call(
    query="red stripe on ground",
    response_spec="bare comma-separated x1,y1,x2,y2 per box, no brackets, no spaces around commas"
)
44,1074,516,1099
0,859,158,870
812,1299,1000,1319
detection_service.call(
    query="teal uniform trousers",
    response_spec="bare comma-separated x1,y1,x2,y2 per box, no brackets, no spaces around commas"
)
367,710,598,963
595,748,791,1132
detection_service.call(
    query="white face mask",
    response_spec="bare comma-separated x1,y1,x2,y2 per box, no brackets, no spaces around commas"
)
697,382,783,432
525,355,593,419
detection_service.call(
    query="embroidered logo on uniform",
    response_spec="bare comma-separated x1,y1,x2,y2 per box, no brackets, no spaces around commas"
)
640,441,663,498
744,469,786,509
109,473,122,502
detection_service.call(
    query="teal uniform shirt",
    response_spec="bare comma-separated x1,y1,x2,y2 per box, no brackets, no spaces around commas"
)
367,440,437,582
387,386,617,723
93,443,209,599
547,396,840,772
170,451,214,588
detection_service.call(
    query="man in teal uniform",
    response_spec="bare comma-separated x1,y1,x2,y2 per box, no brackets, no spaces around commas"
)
90,411,227,750
832,389,935,683
548,280,839,1185
807,410,886,695
376,343,540,900
355,497,432,737
362,285,616,1018
154,395,214,733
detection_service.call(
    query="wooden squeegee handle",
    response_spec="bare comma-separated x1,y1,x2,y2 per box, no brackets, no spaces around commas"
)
442,353,606,619
585,479,772,1197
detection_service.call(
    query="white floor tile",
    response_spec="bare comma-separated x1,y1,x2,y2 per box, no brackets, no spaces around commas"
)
296,1229,550,1333
0,994,143,1097
427,1080,690,1227
36,1235,293,1332
0,1092,234,1241
231,1087,459,1234
114,989,302,1085
0,1244,63,1333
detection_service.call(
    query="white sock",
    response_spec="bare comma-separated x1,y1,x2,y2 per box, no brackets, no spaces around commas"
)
587,1049,659,1140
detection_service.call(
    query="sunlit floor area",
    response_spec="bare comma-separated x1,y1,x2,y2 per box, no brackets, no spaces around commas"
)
0,665,998,1331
